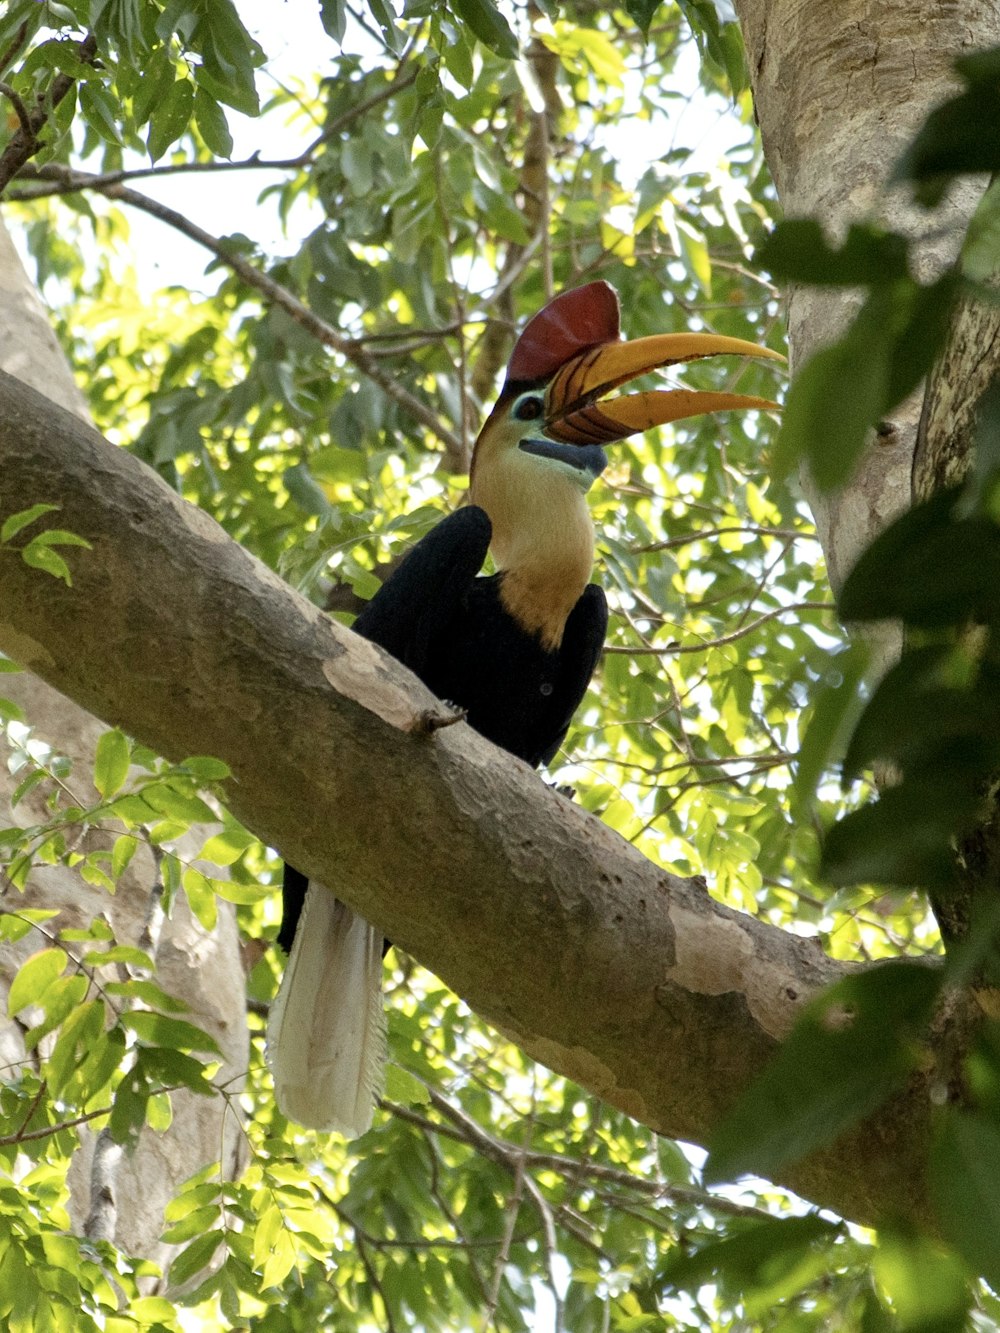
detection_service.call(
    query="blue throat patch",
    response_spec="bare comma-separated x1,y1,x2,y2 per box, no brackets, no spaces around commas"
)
518,438,608,480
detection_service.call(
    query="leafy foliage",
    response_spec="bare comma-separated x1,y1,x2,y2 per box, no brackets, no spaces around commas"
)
3,1,1000,1329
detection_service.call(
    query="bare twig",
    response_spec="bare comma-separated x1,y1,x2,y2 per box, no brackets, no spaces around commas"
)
482,1140,527,1330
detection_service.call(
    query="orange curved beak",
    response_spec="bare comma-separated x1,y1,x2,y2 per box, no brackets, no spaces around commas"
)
543,332,784,445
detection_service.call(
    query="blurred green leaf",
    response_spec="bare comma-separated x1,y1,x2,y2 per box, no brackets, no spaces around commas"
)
896,47,1000,206
839,487,1000,627
448,0,517,58
146,77,195,162
758,220,910,286
706,963,941,1183
931,1108,1000,1288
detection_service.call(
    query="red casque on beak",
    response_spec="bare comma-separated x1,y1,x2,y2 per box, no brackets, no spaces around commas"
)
543,331,784,445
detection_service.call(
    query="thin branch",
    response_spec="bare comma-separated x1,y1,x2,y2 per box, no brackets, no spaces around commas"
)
0,19,30,81
39,169,462,457
603,601,836,654
0,33,98,194
630,524,812,555
0,81,32,136
482,1138,527,1330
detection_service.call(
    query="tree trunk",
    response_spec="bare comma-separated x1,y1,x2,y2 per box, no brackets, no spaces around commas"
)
736,0,997,676
0,221,248,1278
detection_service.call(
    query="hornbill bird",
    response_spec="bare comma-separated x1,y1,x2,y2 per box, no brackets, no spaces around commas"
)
267,281,781,1134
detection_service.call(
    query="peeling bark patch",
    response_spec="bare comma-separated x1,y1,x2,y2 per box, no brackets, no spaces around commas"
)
322,638,427,732
0,624,54,672
520,1034,648,1121
665,903,809,1039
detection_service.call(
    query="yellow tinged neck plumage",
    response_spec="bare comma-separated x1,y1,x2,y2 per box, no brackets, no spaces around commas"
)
470,440,595,651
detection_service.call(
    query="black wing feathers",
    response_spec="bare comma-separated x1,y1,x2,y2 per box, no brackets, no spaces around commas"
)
352,506,492,670
279,503,607,948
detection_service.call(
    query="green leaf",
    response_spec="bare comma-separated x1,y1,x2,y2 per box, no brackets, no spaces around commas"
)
22,973,88,1049
840,646,990,781
147,77,195,162
872,1226,971,1331
196,0,261,115
0,504,60,544
758,221,910,286
365,0,404,53
772,288,895,489
131,47,174,128
773,275,956,491
111,833,139,879
45,999,111,1096
0,911,58,944
895,49,1000,206
168,1230,226,1287
94,729,131,799
384,1064,432,1107
319,0,348,42
793,642,870,802
122,1010,222,1055
705,963,941,1183
210,878,268,905
821,775,982,888
625,0,664,36
19,542,73,585
79,81,122,146
657,1214,840,1294
8,949,68,1017
930,1108,1000,1288
839,487,1000,628
142,1044,217,1092
142,781,216,824
182,867,218,931
193,86,233,158
104,978,189,1013
180,755,231,780
82,944,154,969
199,828,257,866
448,0,517,58
471,181,530,245
10,767,48,809
109,1061,149,1148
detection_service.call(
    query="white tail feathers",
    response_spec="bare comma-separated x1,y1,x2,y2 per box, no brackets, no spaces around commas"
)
267,884,386,1135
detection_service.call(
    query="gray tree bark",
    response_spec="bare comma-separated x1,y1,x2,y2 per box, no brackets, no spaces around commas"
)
0,222,247,1276
737,0,1000,675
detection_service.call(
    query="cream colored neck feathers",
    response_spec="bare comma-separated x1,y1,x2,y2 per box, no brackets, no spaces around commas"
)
470,441,595,652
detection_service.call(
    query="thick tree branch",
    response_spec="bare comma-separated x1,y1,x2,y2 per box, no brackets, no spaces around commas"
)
0,368,947,1227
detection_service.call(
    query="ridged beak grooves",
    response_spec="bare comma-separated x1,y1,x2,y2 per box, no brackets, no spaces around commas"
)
542,331,784,446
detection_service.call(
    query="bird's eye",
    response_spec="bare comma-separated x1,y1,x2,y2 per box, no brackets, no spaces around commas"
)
513,393,544,422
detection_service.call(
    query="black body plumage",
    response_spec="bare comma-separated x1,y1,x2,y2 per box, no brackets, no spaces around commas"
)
278,504,607,952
